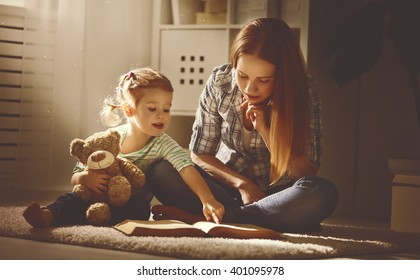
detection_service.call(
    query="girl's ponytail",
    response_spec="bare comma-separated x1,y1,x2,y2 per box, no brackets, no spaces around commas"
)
100,95,123,127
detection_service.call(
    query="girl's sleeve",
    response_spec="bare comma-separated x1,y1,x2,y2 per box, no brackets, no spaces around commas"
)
160,135,194,172
73,161,86,173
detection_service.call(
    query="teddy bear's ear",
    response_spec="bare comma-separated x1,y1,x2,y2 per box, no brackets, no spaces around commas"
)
108,130,121,142
69,139,85,157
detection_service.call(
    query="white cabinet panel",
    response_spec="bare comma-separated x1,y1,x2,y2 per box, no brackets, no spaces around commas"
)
160,30,228,115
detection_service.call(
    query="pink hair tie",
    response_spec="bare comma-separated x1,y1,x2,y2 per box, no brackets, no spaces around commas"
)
126,71,135,79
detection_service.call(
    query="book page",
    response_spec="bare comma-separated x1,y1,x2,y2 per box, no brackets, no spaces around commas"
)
193,221,262,233
114,219,285,239
124,220,194,230
192,221,285,240
114,219,199,236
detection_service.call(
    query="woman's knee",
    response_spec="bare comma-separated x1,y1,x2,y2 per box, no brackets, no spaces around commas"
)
316,177,338,204
296,176,337,196
277,177,338,231
302,176,339,215
292,176,338,218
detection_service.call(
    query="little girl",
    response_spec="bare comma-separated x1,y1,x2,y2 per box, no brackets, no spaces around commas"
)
23,67,224,228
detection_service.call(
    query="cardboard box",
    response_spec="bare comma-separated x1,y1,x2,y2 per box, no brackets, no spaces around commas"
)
391,184,420,233
204,0,227,13
234,0,280,25
196,12,227,25
172,0,204,25
388,158,420,174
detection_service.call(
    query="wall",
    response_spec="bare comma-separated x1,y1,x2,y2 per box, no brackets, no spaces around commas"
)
166,116,195,147
48,0,86,190
308,0,420,221
81,0,193,148
81,0,153,137
48,0,153,190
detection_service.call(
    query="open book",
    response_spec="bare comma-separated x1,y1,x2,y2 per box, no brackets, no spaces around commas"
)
114,219,285,240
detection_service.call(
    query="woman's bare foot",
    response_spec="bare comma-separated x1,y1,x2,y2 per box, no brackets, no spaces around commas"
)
23,202,54,228
151,205,205,224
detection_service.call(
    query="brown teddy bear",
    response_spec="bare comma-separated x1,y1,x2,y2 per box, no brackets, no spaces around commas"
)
70,130,145,226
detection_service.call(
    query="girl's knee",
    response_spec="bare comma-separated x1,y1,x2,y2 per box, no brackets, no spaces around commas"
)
146,160,177,188
147,160,174,177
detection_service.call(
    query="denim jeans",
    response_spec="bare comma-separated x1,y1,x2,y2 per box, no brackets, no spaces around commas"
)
149,160,339,232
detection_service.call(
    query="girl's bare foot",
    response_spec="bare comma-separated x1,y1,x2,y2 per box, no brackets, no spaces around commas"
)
151,205,205,224
23,202,53,228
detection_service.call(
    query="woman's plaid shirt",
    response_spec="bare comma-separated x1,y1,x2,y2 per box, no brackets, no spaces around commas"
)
189,64,322,189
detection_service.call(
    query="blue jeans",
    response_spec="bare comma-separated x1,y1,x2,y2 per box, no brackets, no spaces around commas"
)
149,160,339,232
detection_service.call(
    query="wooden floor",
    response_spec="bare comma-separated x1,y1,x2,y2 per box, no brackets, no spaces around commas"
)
1,187,419,260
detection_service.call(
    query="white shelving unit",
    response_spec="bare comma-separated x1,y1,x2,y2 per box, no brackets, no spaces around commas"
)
151,0,309,116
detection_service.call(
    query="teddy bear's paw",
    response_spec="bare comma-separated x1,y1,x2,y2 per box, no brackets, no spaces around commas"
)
73,184,92,202
118,158,146,186
108,176,131,207
86,202,111,226
132,172,146,187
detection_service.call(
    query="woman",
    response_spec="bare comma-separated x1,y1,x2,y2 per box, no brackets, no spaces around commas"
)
150,18,338,232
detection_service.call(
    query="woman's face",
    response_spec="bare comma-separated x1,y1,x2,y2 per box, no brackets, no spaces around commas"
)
235,54,276,105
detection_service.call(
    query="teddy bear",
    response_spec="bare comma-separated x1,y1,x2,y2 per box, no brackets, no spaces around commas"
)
69,130,146,226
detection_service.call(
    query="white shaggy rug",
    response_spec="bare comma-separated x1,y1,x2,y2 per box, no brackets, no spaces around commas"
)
1,206,420,259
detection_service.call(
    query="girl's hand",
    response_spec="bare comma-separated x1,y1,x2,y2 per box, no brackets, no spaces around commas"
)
79,169,111,195
202,198,225,224
237,179,266,205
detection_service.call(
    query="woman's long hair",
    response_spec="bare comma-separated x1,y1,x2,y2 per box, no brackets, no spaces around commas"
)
230,18,310,184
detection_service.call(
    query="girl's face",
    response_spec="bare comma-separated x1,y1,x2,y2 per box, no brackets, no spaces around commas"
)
235,54,276,105
129,88,173,137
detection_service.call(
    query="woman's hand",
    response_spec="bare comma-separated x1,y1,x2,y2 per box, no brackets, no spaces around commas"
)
288,155,318,180
237,179,266,205
78,169,111,195
240,99,270,134
190,153,265,205
202,198,225,224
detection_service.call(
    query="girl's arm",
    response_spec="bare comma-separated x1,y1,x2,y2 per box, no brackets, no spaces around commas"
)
71,169,110,195
179,165,225,223
190,152,266,205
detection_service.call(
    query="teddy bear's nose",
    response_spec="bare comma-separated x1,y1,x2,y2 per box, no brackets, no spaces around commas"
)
91,151,106,162
87,150,115,170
